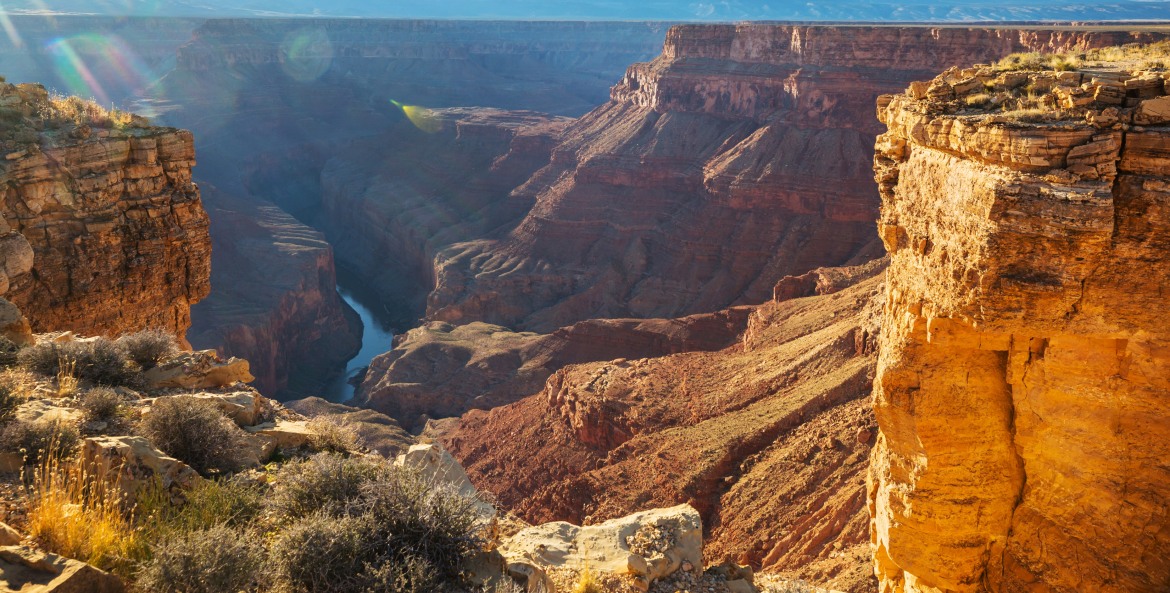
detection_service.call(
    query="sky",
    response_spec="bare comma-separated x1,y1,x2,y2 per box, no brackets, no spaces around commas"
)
1,0,1169,21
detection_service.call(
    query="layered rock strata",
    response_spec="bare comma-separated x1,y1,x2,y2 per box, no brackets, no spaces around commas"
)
444,264,884,591
426,25,1169,332
357,306,752,430
869,59,1170,593
0,83,210,341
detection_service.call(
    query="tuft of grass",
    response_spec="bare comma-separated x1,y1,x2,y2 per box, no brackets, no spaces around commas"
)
25,448,147,577
56,356,78,398
572,568,604,593
0,382,22,423
964,93,992,108
137,476,264,539
0,336,20,368
40,93,145,130
306,416,362,454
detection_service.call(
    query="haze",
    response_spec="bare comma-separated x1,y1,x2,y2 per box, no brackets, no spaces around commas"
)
4,0,1170,21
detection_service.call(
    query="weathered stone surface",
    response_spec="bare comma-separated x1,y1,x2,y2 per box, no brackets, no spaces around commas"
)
500,504,702,592
243,419,313,454
80,436,202,501
357,307,752,430
0,524,21,547
0,545,124,593
142,350,253,390
0,297,32,347
0,83,210,342
870,61,1170,593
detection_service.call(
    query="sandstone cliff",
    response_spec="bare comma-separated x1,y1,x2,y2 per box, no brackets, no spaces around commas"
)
869,51,1170,593
443,261,884,591
425,25,1169,332
0,82,210,341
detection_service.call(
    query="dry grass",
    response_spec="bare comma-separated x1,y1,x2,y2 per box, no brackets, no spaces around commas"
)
41,94,141,130
572,567,603,593
24,447,146,577
56,356,78,398
306,416,362,454
996,41,1170,73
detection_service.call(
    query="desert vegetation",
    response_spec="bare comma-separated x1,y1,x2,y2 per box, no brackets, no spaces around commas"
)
0,325,500,593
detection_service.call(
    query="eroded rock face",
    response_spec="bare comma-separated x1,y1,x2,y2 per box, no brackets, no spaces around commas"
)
426,26,1167,332
0,83,211,341
357,307,752,430
444,267,884,590
869,64,1170,593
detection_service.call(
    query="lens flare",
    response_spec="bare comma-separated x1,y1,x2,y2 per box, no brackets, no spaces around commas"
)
0,2,25,49
391,99,443,134
280,28,333,82
44,33,156,105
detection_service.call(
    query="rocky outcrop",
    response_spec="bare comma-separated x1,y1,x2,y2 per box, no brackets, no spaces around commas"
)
869,57,1170,593
444,267,884,591
426,26,1168,332
500,504,703,592
357,307,752,430
80,436,203,503
285,397,413,457
0,83,211,342
0,545,124,593
142,350,253,390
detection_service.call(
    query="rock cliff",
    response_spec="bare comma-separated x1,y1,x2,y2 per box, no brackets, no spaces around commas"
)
443,261,885,591
869,51,1170,593
0,82,210,341
426,25,1168,332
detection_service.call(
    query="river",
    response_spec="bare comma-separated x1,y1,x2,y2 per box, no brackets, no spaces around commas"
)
318,269,398,403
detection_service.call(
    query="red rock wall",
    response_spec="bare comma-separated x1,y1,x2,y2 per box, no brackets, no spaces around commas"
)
427,25,1164,332
0,85,211,340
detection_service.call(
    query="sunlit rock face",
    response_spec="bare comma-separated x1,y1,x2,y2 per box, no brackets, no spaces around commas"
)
870,63,1170,593
0,83,210,341
425,25,1167,332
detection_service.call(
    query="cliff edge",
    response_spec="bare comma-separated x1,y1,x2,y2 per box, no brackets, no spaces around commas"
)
0,82,210,341
870,46,1170,593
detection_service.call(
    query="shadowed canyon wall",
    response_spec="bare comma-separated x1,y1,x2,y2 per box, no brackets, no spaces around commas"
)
421,25,1168,332
0,83,210,340
869,64,1170,592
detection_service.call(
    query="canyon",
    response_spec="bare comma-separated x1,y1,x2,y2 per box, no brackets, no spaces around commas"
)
0,15,1169,593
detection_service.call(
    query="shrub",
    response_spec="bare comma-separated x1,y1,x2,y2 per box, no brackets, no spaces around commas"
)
0,418,80,465
79,387,125,423
25,451,145,577
18,338,140,387
0,382,21,423
265,454,485,591
572,569,603,593
355,469,485,582
138,398,246,476
0,336,20,368
306,416,362,454
266,453,392,521
116,329,178,371
135,525,267,593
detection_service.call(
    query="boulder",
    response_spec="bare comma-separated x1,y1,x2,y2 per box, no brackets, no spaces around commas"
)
0,545,124,593
498,504,702,592
394,444,496,521
0,297,31,347
0,523,21,546
79,436,202,502
142,350,253,390
243,419,313,460
1135,95,1170,124
14,401,83,424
